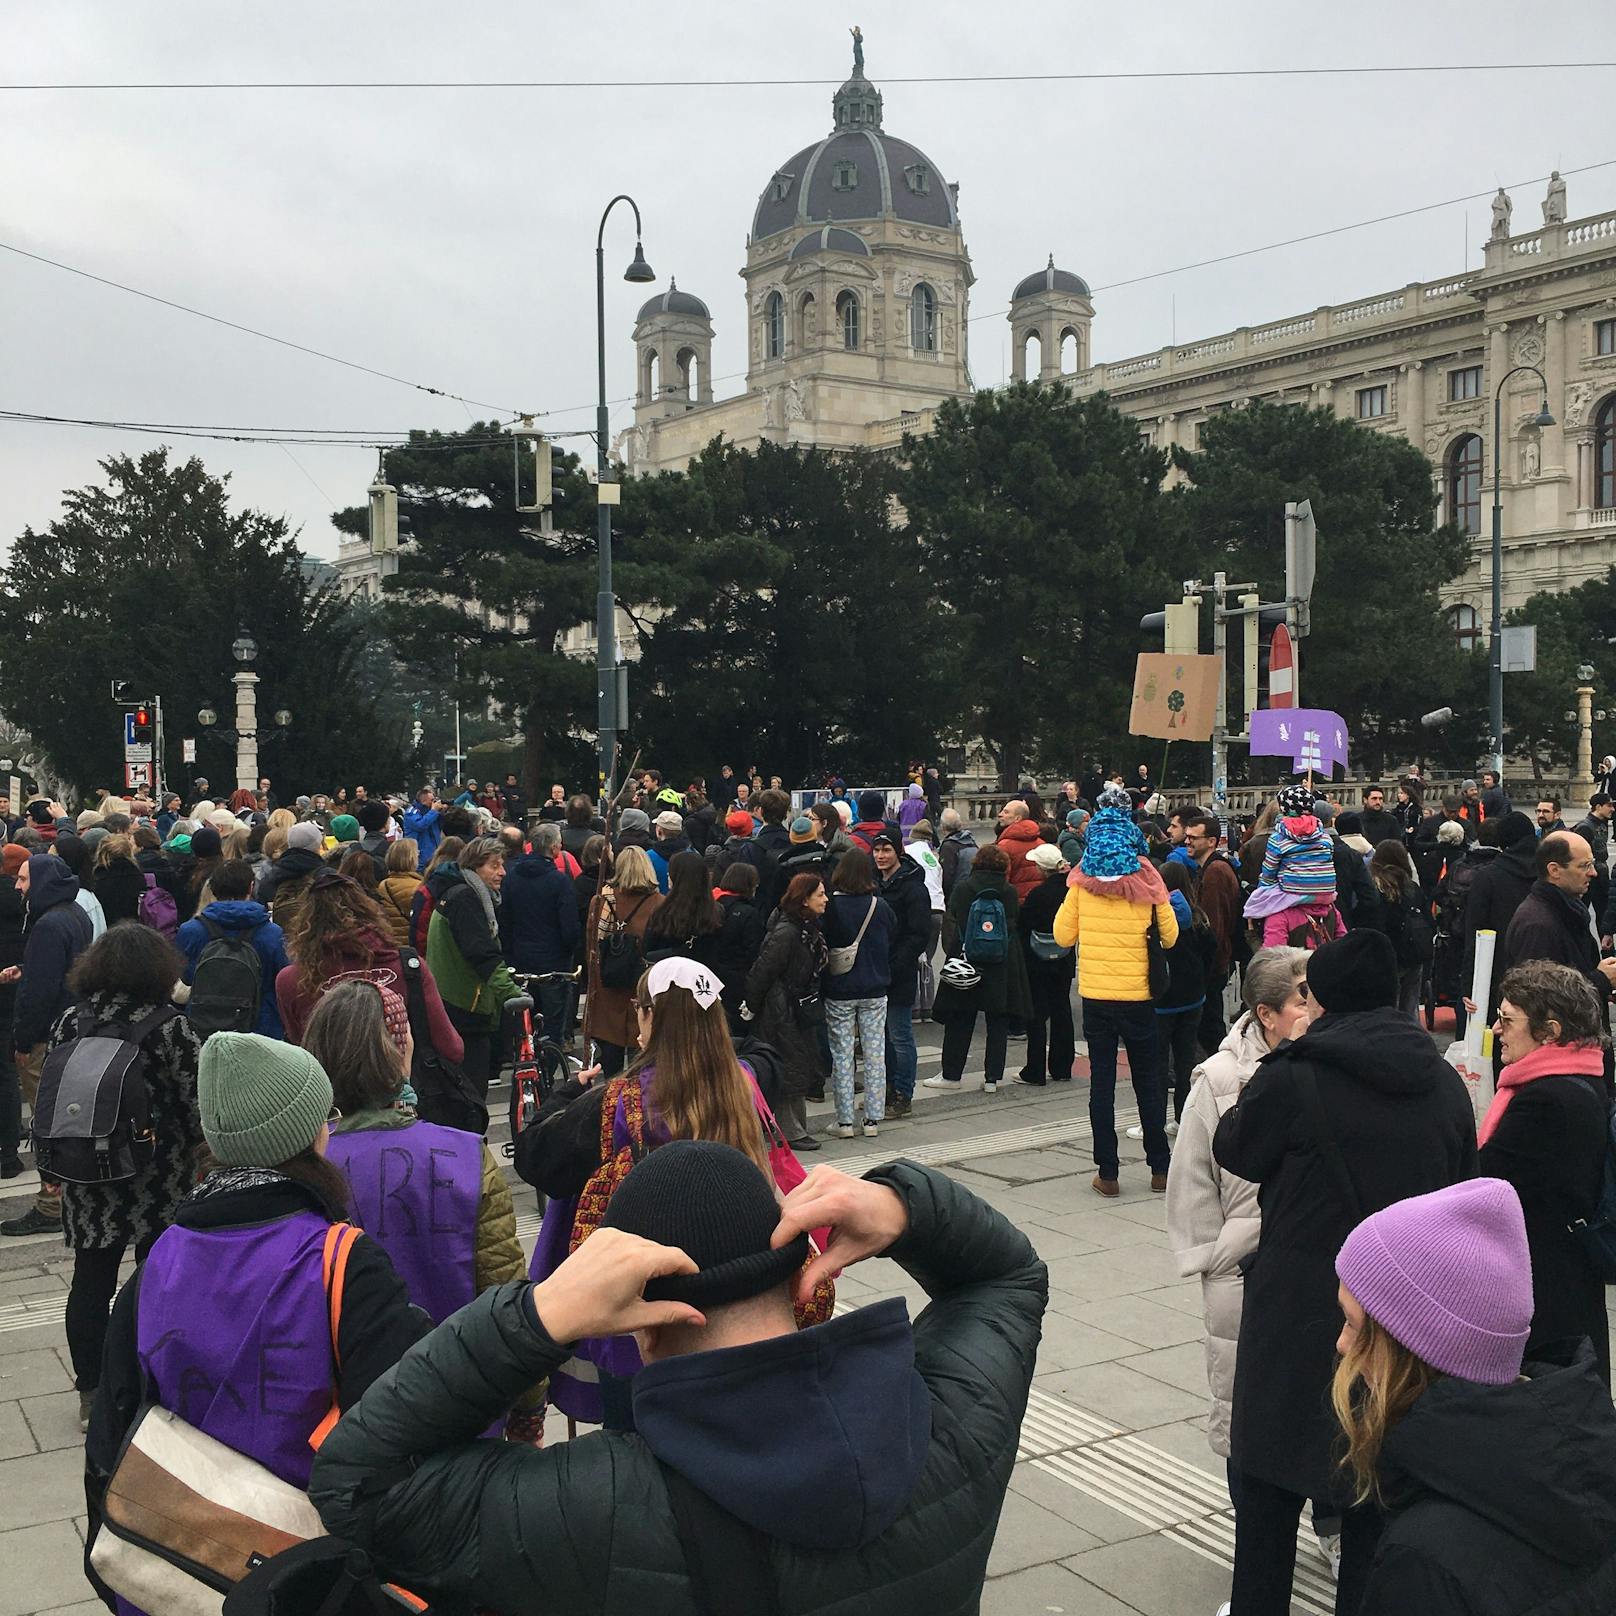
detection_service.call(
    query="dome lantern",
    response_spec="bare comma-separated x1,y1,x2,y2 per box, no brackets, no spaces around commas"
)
1009,254,1094,383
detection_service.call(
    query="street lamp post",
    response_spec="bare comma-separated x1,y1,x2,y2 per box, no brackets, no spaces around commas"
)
231,629,259,793
594,195,655,813
1489,367,1556,781
1570,662,1605,803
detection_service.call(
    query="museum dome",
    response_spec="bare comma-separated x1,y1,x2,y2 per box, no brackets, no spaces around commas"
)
635,279,710,321
1012,256,1091,301
751,34,958,241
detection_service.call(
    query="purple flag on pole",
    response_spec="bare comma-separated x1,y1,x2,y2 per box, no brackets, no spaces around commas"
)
1248,708,1350,776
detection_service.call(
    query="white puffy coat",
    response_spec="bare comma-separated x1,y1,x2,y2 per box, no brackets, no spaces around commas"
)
1164,1011,1268,1456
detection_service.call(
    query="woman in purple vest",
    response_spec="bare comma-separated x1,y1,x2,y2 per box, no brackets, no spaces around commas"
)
305,980,545,1440
85,1032,430,1583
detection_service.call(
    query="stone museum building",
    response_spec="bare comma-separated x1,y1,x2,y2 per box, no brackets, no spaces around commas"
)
621,32,1616,640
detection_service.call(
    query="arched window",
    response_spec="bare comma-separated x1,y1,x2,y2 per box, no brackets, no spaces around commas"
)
1449,603,1482,651
798,291,816,348
836,290,859,350
644,349,659,398
1447,434,1483,535
675,347,699,399
1598,396,1616,510
1060,327,1081,373
764,291,783,360
910,282,937,352
1021,328,1041,375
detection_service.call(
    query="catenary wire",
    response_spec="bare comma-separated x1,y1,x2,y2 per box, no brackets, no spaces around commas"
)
4,62,1614,91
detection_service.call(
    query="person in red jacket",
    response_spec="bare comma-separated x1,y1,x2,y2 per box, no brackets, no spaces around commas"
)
996,800,1044,903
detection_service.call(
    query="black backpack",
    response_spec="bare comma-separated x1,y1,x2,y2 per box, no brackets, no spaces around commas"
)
598,893,652,992
397,945,488,1136
33,1005,178,1183
187,918,263,1037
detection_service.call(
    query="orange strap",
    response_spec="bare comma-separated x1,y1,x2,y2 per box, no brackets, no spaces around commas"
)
308,1222,361,1452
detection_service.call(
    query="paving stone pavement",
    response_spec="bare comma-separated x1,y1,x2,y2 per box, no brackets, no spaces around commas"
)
0,1015,1586,1614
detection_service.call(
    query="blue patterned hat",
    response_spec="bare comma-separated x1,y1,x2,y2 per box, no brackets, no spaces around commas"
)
1079,807,1146,880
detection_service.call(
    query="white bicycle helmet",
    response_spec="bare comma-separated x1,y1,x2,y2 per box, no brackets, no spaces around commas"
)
939,957,981,991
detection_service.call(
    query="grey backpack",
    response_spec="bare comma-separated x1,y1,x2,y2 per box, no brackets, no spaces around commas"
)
188,918,263,1037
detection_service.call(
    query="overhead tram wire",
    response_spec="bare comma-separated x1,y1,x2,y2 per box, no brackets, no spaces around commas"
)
0,411,596,450
4,62,1615,91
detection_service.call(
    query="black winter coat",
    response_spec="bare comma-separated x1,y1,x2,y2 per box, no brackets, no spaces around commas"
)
1329,836,1375,928
1359,1341,1616,1615
13,861,92,1052
90,860,147,926
1213,1010,1477,1498
877,856,932,1007
1462,843,1538,1016
1017,874,1076,1017
254,846,326,914
1480,1069,1612,1382
712,894,766,1013
497,852,581,975
932,871,1031,1022
744,914,829,1100
309,1163,1048,1616
1500,881,1601,991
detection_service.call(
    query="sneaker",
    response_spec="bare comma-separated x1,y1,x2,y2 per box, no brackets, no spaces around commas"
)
1092,1174,1120,1198
1165,1119,1180,1138
823,1122,856,1140
862,1121,879,1138
78,1390,94,1433
1125,1124,1145,1140
0,1155,23,1180
1,1206,60,1237
790,1134,822,1152
887,1094,912,1119
1216,1604,1232,1616
1013,1072,1046,1087
983,1081,998,1095
921,1075,960,1089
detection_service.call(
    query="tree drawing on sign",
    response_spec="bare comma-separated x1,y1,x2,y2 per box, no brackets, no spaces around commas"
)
1167,687,1186,728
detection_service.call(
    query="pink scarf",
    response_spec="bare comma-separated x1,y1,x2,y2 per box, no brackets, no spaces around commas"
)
1477,1043,1606,1146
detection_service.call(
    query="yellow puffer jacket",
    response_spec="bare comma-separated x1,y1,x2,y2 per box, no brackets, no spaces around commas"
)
1052,865,1178,1002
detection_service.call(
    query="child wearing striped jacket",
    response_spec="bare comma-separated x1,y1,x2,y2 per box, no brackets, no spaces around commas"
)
1243,784,1343,948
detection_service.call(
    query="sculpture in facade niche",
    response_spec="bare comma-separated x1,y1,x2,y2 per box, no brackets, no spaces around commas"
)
1490,187,1513,240
1521,436,1541,480
1543,171,1567,225
784,378,807,421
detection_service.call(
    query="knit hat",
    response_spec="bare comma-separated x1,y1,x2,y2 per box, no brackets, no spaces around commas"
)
1311,799,1335,825
323,972,411,1058
601,1140,808,1308
1336,811,1364,835
789,815,818,844
198,1033,334,1167
1096,783,1132,811
328,814,360,844
357,799,391,834
857,790,885,821
870,831,899,852
1306,929,1398,1014
1065,807,1089,830
1028,843,1066,873
168,833,193,854
190,825,222,859
1277,783,1315,817
653,810,685,833
725,809,754,836
620,807,651,834
908,818,935,841
1496,810,1537,850
1336,1178,1532,1385
1079,807,1146,881
1460,778,1478,791
0,844,27,877
287,821,324,853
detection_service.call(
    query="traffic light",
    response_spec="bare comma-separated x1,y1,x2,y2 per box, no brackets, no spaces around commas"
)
1139,597,1200,656
132,705,153,733
1252,605,1291,707
1285,499,1317,636
514,424,553,513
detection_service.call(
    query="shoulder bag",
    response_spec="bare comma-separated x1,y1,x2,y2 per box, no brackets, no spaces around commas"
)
1145,909,1172,1000
825,897,876,977
598,893,651,992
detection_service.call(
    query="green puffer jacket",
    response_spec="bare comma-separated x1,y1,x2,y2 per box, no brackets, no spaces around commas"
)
310,1162,1048,1615
423,868,520,1029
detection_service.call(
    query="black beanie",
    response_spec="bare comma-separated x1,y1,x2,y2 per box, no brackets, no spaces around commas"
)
601,1140,808,1308
1306,929,1399,1014
857,790,885,821
190,825,222,859
1495,810,1536,850
357,799,392,834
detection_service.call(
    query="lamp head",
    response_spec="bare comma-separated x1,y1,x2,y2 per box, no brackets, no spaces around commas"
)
272,708,292,729
198,707,218,728
624,241,655,284
1533,402,1555,428
231,629,258,664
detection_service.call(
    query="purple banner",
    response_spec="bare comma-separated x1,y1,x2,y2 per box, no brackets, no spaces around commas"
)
1247,708,1350,776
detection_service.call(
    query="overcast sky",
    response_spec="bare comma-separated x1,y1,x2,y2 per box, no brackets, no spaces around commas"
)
5,3,1615,560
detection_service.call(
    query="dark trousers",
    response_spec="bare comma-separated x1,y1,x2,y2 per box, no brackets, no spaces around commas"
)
68,1235,158,1390
1199,969,1230,1054
1082,997,1170,1175
536,978,573,1048
0,989,19,1159
940,1011,1010,1085
450,1012,497,1106
1025,972,1076,1081
1227,1466,1382,1616
1159,1007,1202,1121
596,1039,627,1078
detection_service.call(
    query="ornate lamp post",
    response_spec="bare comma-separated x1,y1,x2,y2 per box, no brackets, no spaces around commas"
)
197,630,290,791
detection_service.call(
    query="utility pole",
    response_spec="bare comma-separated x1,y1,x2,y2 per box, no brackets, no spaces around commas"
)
1211,571,1228,817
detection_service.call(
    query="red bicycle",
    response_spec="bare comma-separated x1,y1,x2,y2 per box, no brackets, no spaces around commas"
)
502,969,587,1156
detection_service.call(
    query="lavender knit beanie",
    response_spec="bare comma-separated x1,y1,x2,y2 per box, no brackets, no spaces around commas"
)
1336,1179,1532,1386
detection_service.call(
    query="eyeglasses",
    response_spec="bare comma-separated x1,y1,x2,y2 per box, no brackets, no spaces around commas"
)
326,1105,343,1125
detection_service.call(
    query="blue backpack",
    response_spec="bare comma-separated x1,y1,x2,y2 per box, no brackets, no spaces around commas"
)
1570,1103,1616,1283
963,889,1009,965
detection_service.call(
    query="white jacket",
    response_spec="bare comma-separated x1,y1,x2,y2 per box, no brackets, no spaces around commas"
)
1164,1011,1269,1457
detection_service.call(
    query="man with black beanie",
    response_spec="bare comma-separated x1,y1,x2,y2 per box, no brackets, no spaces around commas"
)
311,1142,1048,1613
1213,929,1476,1613
354,798,393,883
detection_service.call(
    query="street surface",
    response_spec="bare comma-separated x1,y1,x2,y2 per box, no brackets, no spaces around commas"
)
0,1015,1580,1616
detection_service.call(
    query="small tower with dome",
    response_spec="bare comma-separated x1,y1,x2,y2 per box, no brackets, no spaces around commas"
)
632,280,714,428
1008,256,1093,383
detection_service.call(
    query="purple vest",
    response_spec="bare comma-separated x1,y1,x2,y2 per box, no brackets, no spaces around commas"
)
324,1121,481,1325
137,1210,336,1489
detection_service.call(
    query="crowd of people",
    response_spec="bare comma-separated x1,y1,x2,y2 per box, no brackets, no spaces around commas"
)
0,753,1613,1614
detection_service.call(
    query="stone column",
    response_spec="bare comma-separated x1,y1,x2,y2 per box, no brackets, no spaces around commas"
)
233,671,258,793
1545,312,1568,477
1573,685,1596,803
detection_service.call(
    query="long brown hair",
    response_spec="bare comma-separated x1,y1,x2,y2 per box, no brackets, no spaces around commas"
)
625,975,769,1173
1369,839,1414,902
284,871,392,991
1330,1312,1443,1505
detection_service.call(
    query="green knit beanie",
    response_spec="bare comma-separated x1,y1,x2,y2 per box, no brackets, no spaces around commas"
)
329,814,360,843
198,1032,334,1167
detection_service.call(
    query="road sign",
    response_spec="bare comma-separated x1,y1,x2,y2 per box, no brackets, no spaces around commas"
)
124,760,152,791
1500,624,1537,673
182,737,196,764
1268,623,1295,708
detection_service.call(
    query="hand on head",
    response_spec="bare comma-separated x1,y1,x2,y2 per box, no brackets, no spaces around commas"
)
531,1228,706,1344
771,1166,909,1294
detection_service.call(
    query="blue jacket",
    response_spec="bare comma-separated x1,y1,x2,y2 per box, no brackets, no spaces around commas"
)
176,899,291,1039
821,890,896,1001
403,803,442,871
497,853,581,974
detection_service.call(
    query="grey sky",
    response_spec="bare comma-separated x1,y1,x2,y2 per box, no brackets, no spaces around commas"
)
4,3,1615,560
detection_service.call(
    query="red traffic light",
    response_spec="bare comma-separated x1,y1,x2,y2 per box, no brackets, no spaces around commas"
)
133,707,152,730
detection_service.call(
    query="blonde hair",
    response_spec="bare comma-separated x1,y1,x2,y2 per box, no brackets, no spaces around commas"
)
1330,1310,1442,1505
267,808,297,833
93,832,138,870
263,826,290,862
627,975,769,1174
219,823,251,861
612,845,659,895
